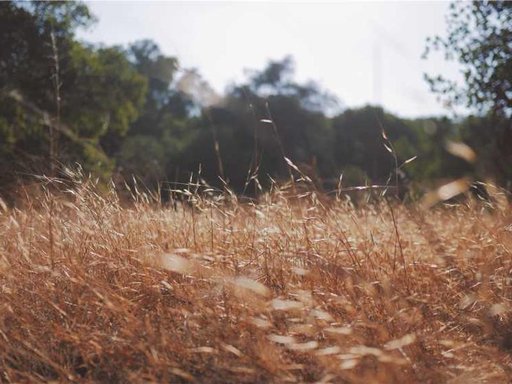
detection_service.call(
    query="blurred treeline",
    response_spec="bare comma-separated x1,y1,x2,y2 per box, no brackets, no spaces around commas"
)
1,1,510,200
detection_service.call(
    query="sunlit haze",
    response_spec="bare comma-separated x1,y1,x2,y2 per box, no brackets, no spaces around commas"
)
80,1,461,118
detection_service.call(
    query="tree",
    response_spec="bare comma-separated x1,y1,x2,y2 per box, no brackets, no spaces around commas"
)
199,57,339,193
424,1,512,117
113,40,198,189
331,106,416,185
0,1,147,190
424,1,512,190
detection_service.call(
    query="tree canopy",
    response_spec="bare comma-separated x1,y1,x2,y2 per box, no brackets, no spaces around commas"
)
424,1,512,118
1,0,511,201
0,1,146,187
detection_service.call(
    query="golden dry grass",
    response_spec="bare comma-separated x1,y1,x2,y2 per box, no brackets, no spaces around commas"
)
1,178,512,383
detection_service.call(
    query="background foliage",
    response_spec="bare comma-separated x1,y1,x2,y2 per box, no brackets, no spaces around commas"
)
0,0,510,200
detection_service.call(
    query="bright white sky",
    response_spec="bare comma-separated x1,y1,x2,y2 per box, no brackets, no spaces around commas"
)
79,1,464,118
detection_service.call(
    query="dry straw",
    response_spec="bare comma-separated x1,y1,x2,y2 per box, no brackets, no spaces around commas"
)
0,172,511,383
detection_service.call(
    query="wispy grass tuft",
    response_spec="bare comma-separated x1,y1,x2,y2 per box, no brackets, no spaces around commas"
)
0,172,511,383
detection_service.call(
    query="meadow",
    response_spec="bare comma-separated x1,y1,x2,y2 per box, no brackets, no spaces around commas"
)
1,175,511,383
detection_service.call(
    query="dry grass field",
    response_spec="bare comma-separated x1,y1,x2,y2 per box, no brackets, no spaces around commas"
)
1,177,512,383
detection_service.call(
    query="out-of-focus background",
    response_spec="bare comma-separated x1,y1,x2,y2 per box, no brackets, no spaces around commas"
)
1,1,511,200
